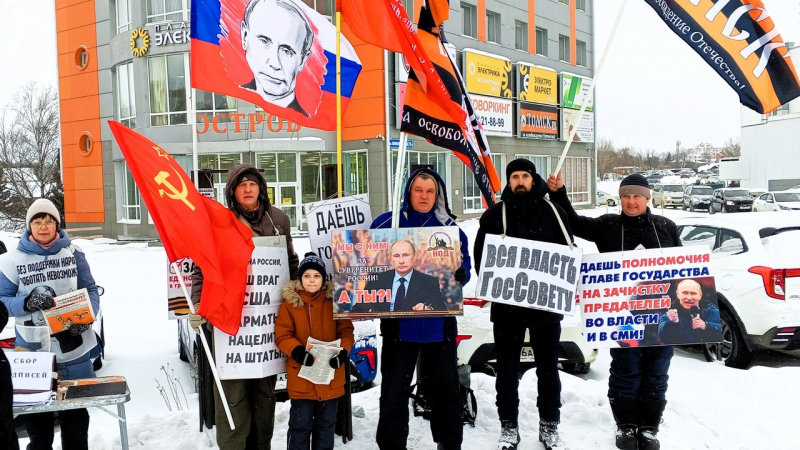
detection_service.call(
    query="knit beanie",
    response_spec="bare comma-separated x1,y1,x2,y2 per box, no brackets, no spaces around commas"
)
26,199,61,230
619,174,651,199
298,252,327,281
506,158,537,182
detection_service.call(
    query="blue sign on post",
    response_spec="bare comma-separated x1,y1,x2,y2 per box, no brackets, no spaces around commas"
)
389,138,414,149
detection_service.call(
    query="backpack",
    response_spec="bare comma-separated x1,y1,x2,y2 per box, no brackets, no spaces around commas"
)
411,364,477,427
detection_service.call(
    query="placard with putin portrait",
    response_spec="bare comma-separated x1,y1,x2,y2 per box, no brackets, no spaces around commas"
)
331,227,464,319
577,246,722,348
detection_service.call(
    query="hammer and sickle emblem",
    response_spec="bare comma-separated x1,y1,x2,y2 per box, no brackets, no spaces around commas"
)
154,171,196,211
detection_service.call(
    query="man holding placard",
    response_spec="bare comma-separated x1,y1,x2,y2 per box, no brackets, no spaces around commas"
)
474,159,574,450
189,164,299,450
548,173,680,450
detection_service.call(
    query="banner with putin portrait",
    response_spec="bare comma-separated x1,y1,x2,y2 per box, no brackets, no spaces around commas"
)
331,227,464,319
190,0,362,131
578,246,721,348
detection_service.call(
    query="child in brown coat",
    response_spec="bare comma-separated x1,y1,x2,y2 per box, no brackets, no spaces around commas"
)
275,252,354,450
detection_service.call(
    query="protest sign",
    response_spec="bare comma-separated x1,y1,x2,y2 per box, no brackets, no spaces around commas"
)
306,194,372,277
214,240,289,380
578,246,721,348
8,352,57,406
331,227,463,319
167,257,194,319
43,288,95,334
475,235,582,316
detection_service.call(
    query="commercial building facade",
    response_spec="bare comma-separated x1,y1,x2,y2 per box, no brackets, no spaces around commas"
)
55,0,596,239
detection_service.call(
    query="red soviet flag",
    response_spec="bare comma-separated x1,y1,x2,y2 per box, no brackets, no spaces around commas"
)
108,121,254,335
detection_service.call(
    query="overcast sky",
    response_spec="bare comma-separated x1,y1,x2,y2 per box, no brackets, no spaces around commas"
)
0,0,797,154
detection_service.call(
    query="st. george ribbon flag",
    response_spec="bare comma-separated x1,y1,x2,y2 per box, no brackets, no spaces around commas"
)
108,121,254,336
642,0,800,114
191,0,362,130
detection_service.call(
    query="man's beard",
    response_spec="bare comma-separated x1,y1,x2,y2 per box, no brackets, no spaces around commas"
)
513,186,529,195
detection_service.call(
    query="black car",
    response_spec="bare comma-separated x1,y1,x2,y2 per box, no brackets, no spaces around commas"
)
682,185,714,211
709,188,753,214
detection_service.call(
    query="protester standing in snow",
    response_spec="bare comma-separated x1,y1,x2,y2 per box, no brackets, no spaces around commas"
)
474,159,573,450
0,199,101,450
275,252,354,449
548,172,680,450
189,164,299,450
371,168,470,450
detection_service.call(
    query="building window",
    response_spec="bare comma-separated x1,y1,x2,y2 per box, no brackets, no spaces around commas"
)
199,153,243,205
563,156,591,205
535,27,548,56
343,150,368,195
116,62,136,128
486,11,500,43
514,154,550,179
148,53,188,126
463,154,505,212
462,3,477,38
577,0,586,11
515,20,528,51
576,40,587,67
117,161,141,222
392,151,450,198
402,0,414,21
768,103,790,117
117,0,132,33
196,90,238,123
559,34,570,62
300,0,334,18
147,0,189,23
558,0,569,5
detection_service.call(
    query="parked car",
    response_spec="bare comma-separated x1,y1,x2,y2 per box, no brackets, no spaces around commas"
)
1,286,106,371
596,189,620,207
651,184,684,208
674,213,800,368
709,188,754,214
646,174,663,188
682,185,714,211
456,298,598,375
177,316,379,394
753,190,800,212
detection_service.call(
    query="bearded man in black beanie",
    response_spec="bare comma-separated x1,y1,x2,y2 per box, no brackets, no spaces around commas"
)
548,172,680,450
474,158,574,450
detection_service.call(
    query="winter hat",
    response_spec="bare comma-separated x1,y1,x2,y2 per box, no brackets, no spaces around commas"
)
619,174,651,199
26,199,61,230
506,158,537,182
298,252,327,281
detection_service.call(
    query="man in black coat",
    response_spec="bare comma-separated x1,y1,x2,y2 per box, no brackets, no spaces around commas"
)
548,172,681,450
474,159,573,450
0,302,19,450
355,240,447,313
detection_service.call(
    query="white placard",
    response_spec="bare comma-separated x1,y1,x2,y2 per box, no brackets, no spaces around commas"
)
471,94,513,137
561,109,595,143
306,194,372,277
214,243,290,380
475,235,583,316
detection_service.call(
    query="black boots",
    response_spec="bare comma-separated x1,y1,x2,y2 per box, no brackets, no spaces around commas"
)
538,421,563,450
497,420,520,450
637,398,667,450
609,397,639,450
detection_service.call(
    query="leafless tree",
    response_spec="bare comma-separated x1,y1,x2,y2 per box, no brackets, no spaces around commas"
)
0,83,63,229
722,137,741,158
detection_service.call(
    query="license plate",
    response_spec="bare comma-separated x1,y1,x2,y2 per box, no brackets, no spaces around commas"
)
786,277,800,301
520,346,535,362
740,205,750,210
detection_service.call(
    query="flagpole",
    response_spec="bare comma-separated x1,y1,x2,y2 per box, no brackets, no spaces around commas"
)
553,0,628,175
191,88,199,189
391,133,408,228
336,12,344,198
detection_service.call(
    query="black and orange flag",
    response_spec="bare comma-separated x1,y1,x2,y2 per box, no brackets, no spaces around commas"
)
401,5,501,205
642,0,800,113
108,122,254,336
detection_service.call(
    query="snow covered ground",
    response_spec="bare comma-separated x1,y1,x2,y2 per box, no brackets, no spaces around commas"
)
5,200,800,449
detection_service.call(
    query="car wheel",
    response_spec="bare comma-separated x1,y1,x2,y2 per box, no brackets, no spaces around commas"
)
179,333,189,362
561,362,591,375
472,362,497,377
702,308,752,369
709,205,715,214
689,204,695,212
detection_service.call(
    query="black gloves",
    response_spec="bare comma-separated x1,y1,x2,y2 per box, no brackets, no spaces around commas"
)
291,345,314,367
329,349,349,369
69,323,90,336
25,290,55,312
454,266,468,285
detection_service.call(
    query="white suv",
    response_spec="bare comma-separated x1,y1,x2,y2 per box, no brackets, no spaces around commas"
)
674,213,800,368
456,298,598,375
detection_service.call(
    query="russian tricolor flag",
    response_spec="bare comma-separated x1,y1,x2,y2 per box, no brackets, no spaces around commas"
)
191,0,362,131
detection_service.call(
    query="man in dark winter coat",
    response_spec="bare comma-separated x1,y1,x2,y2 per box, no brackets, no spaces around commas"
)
474,159,573,450
0,302,19,450
548,172,680,450
189,163,299,450
372,168,470,450
658,279,721,344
